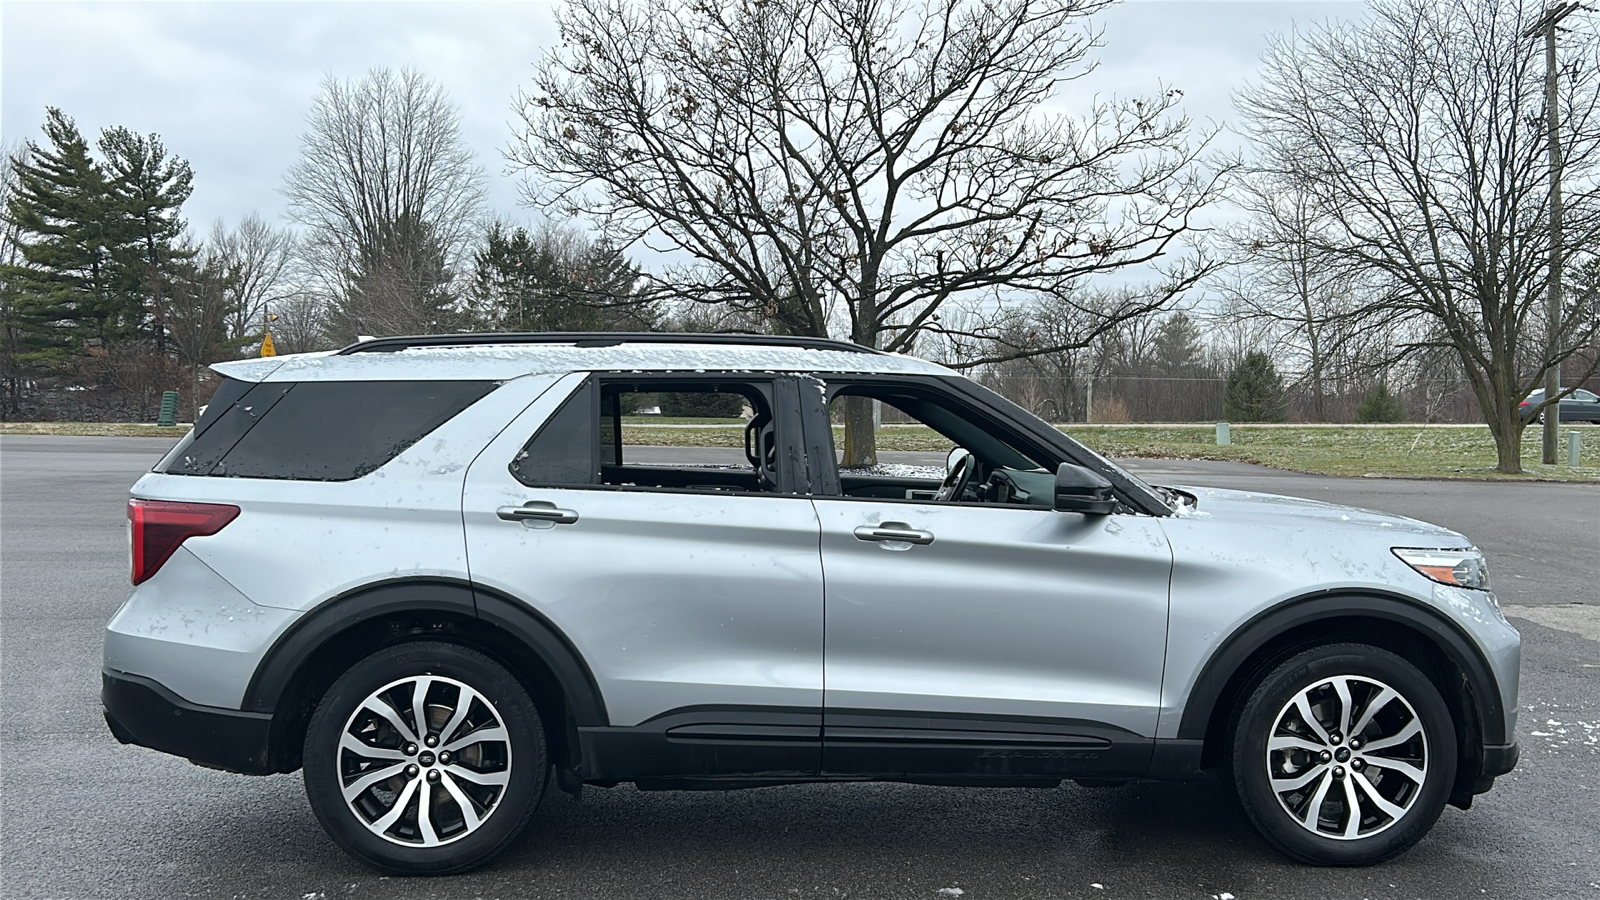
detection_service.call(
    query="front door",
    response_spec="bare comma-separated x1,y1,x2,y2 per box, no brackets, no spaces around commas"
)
809,380,1173,779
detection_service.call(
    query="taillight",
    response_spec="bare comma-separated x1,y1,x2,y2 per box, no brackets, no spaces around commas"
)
129,499,239,585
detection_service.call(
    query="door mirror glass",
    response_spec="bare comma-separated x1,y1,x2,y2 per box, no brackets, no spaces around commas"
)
1054,463,1116,515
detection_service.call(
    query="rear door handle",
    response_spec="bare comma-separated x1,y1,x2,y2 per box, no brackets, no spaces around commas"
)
497,501,579,525
853,522,934,545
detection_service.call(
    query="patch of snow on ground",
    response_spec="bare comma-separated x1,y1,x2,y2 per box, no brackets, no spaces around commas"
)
1520,700,1599,753
839,463,947,479
936,889,964,897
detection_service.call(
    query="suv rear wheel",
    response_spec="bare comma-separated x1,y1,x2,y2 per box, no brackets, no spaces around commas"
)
303,642,547,874
1231,643,1456,865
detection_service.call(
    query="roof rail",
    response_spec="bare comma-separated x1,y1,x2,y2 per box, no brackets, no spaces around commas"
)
335,332,883,356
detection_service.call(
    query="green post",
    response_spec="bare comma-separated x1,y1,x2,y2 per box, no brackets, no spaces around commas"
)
1568,431,1582,467
157,391,180,427
1216,422,1231,446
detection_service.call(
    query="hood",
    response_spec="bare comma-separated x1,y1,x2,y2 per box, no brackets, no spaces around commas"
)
1170,485,1467,543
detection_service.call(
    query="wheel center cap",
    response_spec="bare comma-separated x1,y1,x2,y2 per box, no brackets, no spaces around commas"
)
1335,747,1352,763
418,750,436,766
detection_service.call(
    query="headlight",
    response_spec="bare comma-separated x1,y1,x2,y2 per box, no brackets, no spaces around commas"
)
1392,547,1491,590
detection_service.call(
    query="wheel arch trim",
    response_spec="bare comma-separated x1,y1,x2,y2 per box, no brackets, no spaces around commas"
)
1175,589,1506,746
241,577,608,727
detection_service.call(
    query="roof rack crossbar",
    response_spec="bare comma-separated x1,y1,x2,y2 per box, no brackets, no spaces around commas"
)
336,332,882,356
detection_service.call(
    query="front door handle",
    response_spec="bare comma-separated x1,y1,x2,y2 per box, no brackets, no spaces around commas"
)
853,522,934,545
497,501,579,525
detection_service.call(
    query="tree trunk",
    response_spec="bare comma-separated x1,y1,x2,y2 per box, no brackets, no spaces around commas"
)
1487,399,1524,474
1309,348,1325,421
840,291,880,468
840,394,878,468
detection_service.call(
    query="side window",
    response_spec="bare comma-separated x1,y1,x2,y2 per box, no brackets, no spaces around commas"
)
825,384,1060,508
160,380,497,481
510,378,785,494
161,379,294,475
510,380,600,486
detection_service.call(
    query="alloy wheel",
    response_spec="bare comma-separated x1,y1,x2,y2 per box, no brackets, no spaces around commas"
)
1265,675,1429,840
337,675,514,847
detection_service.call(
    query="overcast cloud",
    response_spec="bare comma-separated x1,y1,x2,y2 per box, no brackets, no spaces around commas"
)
3,0,1359,245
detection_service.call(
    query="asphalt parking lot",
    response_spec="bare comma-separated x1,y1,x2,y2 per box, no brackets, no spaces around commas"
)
2,435,1597,900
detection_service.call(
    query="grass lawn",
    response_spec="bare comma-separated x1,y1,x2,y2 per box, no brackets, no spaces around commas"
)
617,421,1600,481
6,420,1597,481
1064,423,1600,481
0,422,192,438
622,415,747,426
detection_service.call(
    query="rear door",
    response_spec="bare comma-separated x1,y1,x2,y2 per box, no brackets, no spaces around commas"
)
462,373,825,779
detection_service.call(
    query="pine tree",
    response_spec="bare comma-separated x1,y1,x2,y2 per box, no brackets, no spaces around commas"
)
331,212,460,340
1223,351,1289,422
4,110,201,416
1355,380,1405,423
469,221,655,332
5,109,123,342
658,390,746,418
6,110,195,348
0,145,70,416
98,126,195,348
576,239,651,326
1151,311,1207,377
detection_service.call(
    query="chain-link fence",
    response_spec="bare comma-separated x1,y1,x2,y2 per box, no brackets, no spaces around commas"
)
973,372,1577,424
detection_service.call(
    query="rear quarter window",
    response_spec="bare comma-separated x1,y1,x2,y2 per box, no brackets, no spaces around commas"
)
160,380,497,481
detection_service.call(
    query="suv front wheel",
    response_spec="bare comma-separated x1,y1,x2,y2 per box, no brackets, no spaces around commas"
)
1231,643,1457,865
303,642,547,874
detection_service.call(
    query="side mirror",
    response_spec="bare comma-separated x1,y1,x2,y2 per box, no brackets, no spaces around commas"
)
1054,463,1117,515
945,446,970,473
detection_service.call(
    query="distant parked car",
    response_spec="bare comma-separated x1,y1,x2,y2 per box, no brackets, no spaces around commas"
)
1519,387,1600,423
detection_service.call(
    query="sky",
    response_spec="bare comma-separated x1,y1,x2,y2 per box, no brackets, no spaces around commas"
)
1,0,1361,250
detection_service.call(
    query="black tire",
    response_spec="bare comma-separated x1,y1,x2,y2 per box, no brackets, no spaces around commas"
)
1230,643,1456,866
303,641,547,875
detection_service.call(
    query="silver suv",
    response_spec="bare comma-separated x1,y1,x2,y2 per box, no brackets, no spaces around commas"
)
102,333,1520,873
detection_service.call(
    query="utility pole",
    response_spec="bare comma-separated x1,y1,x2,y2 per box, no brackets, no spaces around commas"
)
1527,2,1587,464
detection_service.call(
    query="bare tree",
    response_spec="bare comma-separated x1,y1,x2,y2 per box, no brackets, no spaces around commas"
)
512,0,1224,463
205,213,296,341
1238,0,1600,471
153,252,240,420
1213,170,1380,420
284,67,485,338
947,293,1235,423
268,290,334,355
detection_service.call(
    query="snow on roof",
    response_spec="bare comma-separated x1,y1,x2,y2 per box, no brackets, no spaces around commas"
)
211,341,955,383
